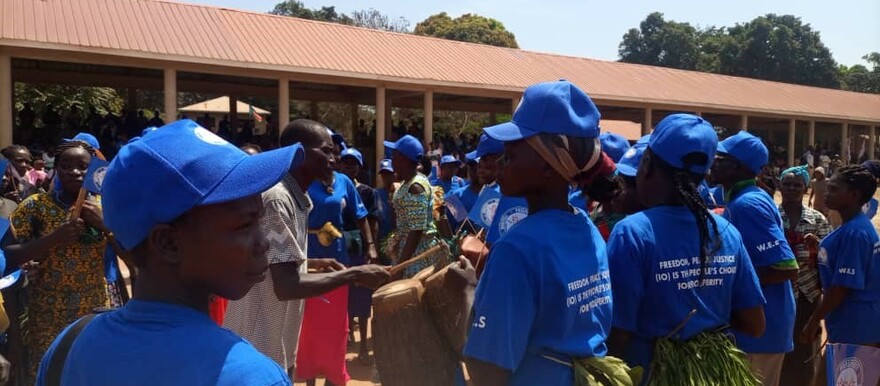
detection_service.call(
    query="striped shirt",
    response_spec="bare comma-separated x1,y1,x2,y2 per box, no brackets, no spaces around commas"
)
224,174,312,370
779,204,832,302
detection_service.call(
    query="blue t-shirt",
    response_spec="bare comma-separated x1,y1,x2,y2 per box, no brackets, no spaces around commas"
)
568,188,589,212
862,198,878,220
375,188,393,241
725,185,796,353
486,195,529,245
608,206,765,368
464,209,612,386
36,300,291,386
307,172,367,265
817,213,880,344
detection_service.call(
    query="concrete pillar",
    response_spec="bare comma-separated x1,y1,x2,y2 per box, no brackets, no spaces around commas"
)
511,96,520,114
642,107,652,136
870,125,876,160
808,120,816,149
423,90,433,149
384,93,393,135
787,119,796,167
0,52,12,147
841,123,849,164
739,114,749,132
375,86,386,172
278,78,290,135
163,68,177,123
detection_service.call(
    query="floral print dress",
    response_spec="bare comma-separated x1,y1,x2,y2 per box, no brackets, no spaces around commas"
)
10,192,109,381
390,173,442,278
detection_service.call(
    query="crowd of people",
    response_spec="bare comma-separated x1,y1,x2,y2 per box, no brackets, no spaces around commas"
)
0,79,875,386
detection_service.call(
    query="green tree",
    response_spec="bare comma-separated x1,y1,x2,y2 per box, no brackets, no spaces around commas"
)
350,8,410,32
618,12,702,70
839,53,880,94
269,1,352,24
717,14,839,88
414,12,519,48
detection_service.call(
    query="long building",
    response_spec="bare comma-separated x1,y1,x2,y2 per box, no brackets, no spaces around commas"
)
1,0,879,168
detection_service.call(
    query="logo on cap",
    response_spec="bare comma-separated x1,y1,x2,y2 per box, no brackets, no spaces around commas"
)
92,166,108,192
499,206,528,234
818,248,828,265
194,126,228,146
480,198,500,226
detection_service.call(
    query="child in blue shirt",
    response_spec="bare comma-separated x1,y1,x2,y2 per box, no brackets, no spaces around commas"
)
36,120,298,386
711,131,798,386
607,114,766,383
802,165,880,347
454,80,620,386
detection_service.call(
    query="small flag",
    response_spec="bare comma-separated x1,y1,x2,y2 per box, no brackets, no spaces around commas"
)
249,104,264,123
467,184,502,229
83,158,110,194
445,193,468,222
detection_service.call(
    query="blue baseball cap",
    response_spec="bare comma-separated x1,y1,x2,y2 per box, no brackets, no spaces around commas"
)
475,133,504,158
440,155,462,167
340,148,364,167
484,80,600,142
63,132,100,150
599,132,631,163
384,135,423,162
465,150,479,164
648,114,718,175
636,134,652,145
379,159,394,173
617,143,647,178
102,119,304,250
717,131,768,175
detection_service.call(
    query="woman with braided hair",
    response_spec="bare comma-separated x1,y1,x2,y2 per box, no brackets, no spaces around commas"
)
607,114,766,385
801,164,880,353
5,140,110,382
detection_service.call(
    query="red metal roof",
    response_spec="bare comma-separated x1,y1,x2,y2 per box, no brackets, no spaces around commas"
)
2,0,879,123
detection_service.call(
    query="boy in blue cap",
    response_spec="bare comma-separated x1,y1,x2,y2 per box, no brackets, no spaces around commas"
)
35,119,302,385
607,114,766,384
599,132,631,163
712,130,797,386
431,155,465,196
375,159,396,257
445,152,483,231
453,80,621,385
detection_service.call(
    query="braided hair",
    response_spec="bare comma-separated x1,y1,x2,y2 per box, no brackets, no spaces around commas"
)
54,140,97,159
651,149,720,282
835,165,877,205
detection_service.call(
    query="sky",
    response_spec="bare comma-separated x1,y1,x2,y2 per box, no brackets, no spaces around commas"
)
189,0,879,67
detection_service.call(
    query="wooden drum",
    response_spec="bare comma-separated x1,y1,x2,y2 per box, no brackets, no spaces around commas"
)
371,279,458,386
423,264,469,359
412,265,436,284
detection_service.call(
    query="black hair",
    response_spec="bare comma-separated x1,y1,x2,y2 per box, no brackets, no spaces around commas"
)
536,133,623,202
650,148,719,282
835,165,877,205
419,156,433,175
1,145,29,159
280,119,327,148
54,140,97,159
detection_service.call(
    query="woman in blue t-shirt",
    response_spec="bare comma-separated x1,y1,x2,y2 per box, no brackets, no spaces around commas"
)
801,165,880,348
606,114,766,384
452,80,626,386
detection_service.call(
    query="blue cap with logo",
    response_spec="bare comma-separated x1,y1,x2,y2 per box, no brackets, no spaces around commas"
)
384,135,423,162
102,119,304,250
484,80,601,142
648,114,718,175
617,143,647,178
379,158,394,173
340,148,364,167
599,132,631,163
63,132,101,150
440,155,462,167
475,133,504,158
717,131,768,175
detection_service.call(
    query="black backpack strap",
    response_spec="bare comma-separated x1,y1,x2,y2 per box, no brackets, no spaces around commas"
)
46,313,100,386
